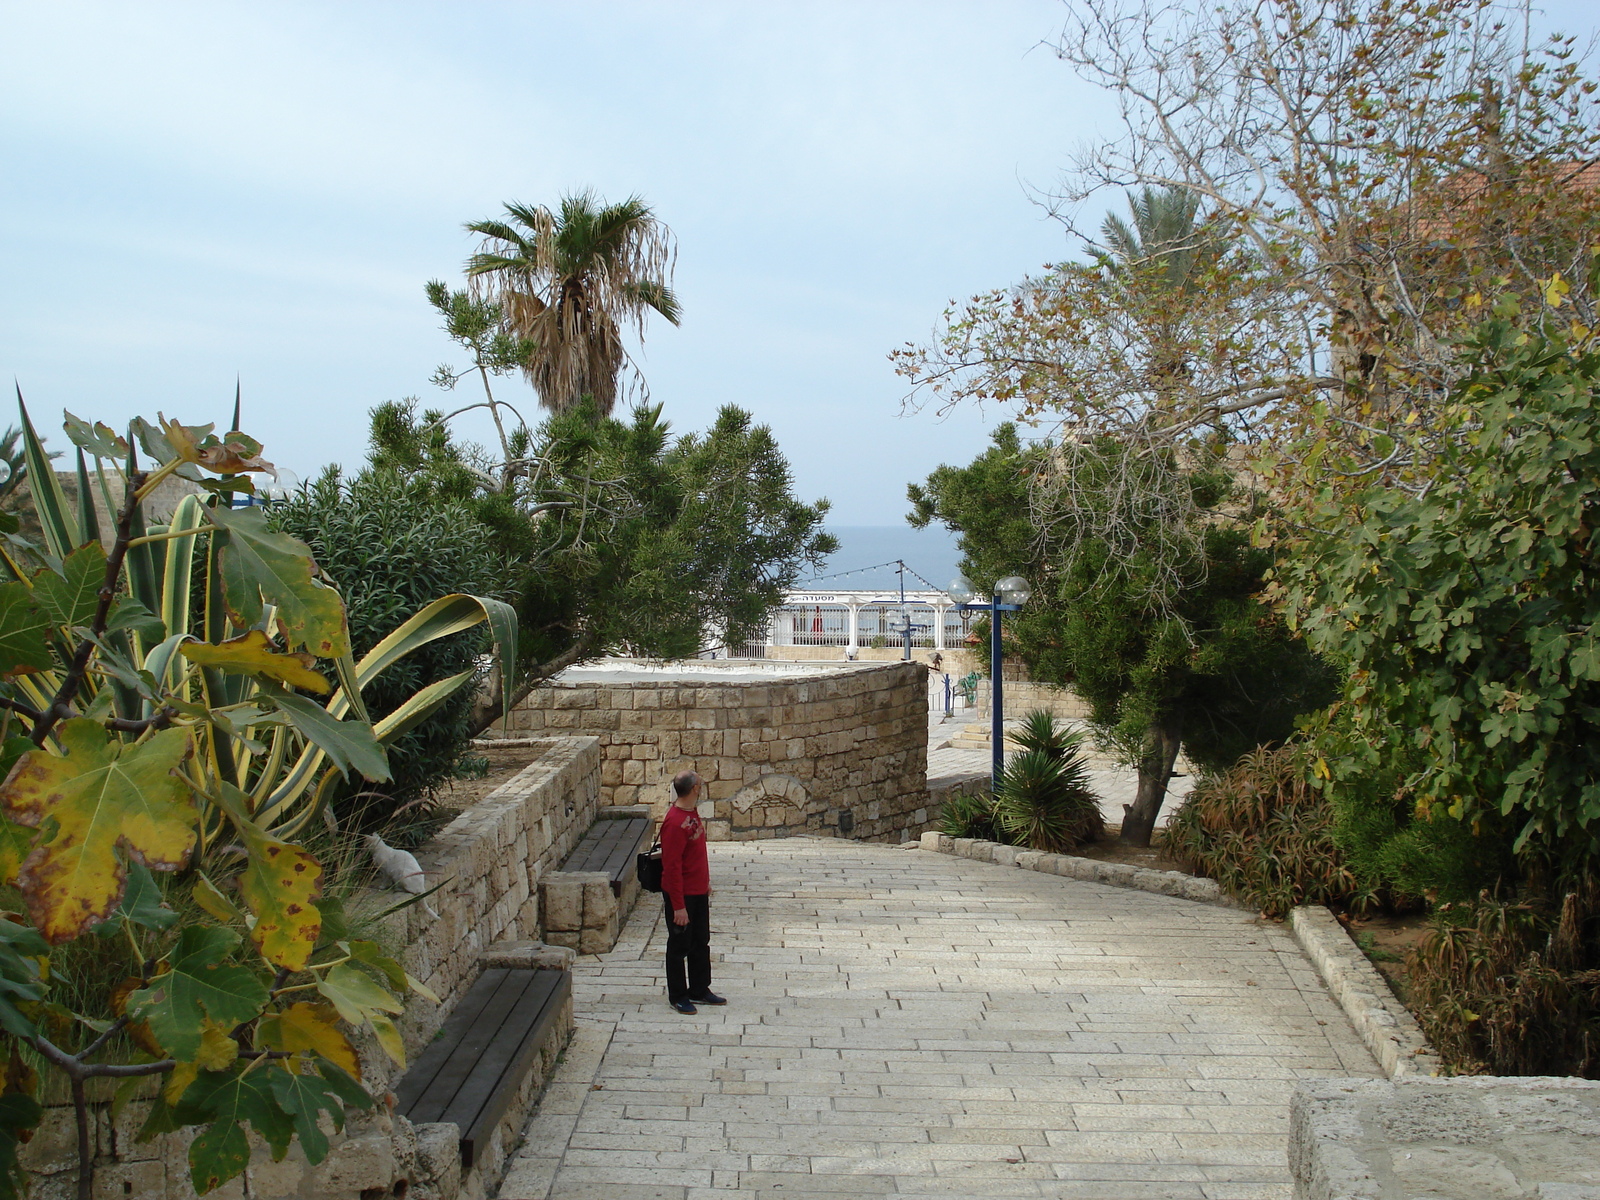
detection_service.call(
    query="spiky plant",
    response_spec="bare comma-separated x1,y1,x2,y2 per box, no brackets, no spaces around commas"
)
994,742,1103,853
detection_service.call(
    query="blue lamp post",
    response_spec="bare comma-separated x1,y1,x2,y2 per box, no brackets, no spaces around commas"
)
946,574,1033,791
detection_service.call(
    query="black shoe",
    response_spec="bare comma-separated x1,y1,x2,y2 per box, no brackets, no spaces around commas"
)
669,998,697,1014
690,991,727,1006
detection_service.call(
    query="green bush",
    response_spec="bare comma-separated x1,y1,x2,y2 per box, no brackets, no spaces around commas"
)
994,710,1103,851
1167,742,1379,917
1407,882,1600,1078
939,784,1006,842
273,466,506,826
939,710,1103,852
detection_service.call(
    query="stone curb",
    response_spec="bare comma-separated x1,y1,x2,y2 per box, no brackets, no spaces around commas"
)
917,831,1239,907
1288,905,1441,1080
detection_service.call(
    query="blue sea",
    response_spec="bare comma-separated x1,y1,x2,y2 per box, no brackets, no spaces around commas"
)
800,525,964,594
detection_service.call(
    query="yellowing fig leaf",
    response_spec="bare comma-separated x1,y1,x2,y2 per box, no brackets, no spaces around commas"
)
159,415,275,476
257,1002,360,1080
191,872,245,924
182,630,330,695
315,964,402,1028
164,1061,200,1107
369,1014,405,1069
126,926,268,1061
0,817,34,888
236,832,322,972
193,1020,241,1072
205,505,348,659
0,722,197,944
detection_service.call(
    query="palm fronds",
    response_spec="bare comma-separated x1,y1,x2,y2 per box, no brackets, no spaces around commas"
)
464,190,679,416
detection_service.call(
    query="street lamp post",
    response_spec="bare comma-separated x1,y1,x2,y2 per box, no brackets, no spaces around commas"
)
946,575,1032,792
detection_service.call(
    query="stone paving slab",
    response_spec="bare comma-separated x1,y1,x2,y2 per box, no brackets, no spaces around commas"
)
496,838,1380,1199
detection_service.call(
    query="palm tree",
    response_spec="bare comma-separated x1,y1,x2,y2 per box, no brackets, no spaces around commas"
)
1099,185,1220,289
463,191,681,416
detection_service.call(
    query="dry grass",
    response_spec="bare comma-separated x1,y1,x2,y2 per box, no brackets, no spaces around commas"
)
1407,881,1600,1078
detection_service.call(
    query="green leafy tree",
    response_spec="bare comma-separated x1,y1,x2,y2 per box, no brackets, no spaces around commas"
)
911,425,1335,845
0,397,514,1199
371,271,835,730
464,191,681,417
271,466,509,824
368,396,836,729
1284,285,1600,891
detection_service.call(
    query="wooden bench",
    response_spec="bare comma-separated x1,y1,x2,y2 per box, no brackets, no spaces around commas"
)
560,814,652,895
395,967,572,1168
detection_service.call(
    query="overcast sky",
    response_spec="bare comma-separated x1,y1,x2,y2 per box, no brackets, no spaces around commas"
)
3,2,1594,526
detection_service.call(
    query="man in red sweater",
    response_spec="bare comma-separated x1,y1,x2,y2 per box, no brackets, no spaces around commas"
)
660,770,725,1013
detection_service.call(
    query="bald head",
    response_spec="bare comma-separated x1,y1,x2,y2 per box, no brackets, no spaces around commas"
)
672,770,700,799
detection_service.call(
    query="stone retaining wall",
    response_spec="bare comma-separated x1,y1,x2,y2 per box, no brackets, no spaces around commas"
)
28,736,601,1200
490,660,930,842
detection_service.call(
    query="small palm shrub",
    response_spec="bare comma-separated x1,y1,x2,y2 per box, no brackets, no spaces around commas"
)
938,711,1104,852
995,712,1103,851
1166,742,1377,917
1406,882,1600,1078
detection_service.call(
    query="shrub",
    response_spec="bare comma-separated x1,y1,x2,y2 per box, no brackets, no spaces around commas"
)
273,466,506,825
1407,882,1600,1078
1167,742,1378,917
939,784,1007,843
939,711,1104,852
993,711,1103,851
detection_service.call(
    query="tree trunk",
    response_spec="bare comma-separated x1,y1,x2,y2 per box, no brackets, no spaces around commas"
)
1120,714,1183,847
465,634,597,738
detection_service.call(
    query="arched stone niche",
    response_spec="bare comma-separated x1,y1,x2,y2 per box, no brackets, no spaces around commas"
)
726,772,809,835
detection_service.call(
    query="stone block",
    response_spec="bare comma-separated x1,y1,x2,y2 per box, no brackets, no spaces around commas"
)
21,1106,82,1176
544,929,580,951
541,879,583,931
414,1121,462,1200
308,1129,395,1194
242,1148,305,1199
92,1159,165,1200
581,877,614,920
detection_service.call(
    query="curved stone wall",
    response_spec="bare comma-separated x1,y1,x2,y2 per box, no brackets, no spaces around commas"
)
491,659,931,842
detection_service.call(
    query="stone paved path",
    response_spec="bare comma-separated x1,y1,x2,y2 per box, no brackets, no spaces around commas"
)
496,839,1379,1200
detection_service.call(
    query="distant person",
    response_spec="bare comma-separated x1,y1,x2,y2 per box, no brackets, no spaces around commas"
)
660,770,725,1013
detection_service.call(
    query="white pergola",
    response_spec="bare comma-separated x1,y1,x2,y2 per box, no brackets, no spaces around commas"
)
764,589,967,655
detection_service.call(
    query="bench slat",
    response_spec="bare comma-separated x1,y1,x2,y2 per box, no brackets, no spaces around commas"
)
394,966,516,1113
401,969,533,1124
560,817,651,896
451,969,569,1166
571,820,627,872
394,968,572,1168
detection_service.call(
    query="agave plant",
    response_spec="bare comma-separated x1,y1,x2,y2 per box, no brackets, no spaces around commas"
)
0,396,516,1200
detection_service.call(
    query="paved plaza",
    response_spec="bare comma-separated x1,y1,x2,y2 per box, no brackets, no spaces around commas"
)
495,838,1379,1199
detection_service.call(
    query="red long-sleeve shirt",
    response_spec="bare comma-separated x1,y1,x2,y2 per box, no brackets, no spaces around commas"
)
659,804,709,911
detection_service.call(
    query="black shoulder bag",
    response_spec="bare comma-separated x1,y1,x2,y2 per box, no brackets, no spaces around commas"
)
637,836,663,893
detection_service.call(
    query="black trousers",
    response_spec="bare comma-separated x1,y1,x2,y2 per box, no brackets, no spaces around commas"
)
663,893,711,1002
